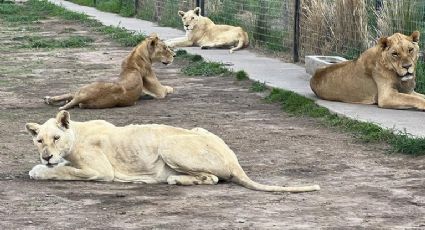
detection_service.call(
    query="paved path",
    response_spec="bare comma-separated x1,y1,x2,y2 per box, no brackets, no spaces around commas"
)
49,0,425,138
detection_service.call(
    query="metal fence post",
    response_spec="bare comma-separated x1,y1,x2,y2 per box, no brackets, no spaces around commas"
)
196,0,205,16
293,0,301,62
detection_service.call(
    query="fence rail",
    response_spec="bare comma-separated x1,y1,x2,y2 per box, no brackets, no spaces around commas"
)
71,0,425,62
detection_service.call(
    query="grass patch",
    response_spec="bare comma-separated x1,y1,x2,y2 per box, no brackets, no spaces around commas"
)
182,61,230,77
95,25,144,47
176,49,229,77
236,70,248,81
17,35,94,49
0,0,145,47
266,88,425,155
251,81,267,92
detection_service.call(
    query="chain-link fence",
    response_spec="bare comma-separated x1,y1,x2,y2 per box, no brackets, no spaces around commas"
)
72,0,425,62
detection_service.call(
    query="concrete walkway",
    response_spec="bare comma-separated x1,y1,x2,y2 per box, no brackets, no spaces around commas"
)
49,0,425,138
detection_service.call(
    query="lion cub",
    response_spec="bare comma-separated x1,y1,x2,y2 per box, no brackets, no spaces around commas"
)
44,33,175,110
311,31,425,110
165,7,249,53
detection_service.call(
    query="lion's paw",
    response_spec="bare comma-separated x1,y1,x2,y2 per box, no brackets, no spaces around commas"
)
29,164,49,180
44,96,52,105
165,86,174,94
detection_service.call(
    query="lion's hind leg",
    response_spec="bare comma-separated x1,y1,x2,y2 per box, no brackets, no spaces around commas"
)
44,93,74,105
167,174,219,185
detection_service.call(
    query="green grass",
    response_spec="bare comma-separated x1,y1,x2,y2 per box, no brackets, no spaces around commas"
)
266,88,425,155
236,70,248,81
95,25,145,47
17,35,94,49
250,81,267,92
176,50,229,77
95,0,120,14
68,0,94,7
0,0,145,47
415,61,425,94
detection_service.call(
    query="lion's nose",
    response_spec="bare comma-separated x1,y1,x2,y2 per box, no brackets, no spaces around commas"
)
185,25,189,28
42,154,53,161
173,53,176,57
402,63,412,69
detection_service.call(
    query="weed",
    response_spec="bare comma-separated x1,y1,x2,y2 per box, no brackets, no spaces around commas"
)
236,70,248,81
250,81,267,92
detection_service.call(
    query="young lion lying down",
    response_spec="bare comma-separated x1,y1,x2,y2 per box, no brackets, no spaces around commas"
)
165,7,249,53
44,33,175,110
25,111,320,193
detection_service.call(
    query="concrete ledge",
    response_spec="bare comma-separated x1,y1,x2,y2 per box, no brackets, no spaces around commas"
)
305,55,347,75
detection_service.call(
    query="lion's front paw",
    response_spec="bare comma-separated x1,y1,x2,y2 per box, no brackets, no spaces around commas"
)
44,96,52,105
29,164,49,180
165,86,174,94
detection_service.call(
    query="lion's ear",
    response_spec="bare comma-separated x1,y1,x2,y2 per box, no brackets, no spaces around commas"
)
149,32,159,39
378,36,388,49
194,7,201,16
178,11,185,17
411,31,420,42
56,110,70,129
25,123,40,137
149,35,159,50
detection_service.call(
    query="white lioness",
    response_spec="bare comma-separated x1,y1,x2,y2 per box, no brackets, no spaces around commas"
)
26,111,320,193
165,7,249,53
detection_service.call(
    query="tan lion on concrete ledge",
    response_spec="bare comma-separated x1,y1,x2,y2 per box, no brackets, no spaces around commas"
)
310,31,425,110
165,7,249,53
44,33,175,110
25,111,320,193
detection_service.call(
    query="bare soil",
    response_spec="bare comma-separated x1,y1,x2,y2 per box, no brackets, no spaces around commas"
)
0,18,424,229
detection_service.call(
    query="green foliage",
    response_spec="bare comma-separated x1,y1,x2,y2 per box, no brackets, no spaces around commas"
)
158,0,181,28
266,88,425,155
17,35,94,48
415,61,425,94
119,0,135,17
236,70,248,81
68,0,94,7
250,81,267,92
182,62,229,77
136,0,155,21
95,0,121,14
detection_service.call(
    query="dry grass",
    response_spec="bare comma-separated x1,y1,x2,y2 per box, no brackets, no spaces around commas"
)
301,0,369,58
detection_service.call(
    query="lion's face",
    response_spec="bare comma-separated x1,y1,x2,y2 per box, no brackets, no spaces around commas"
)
178,7,201,31
379,31,420,81
148,34,175,65
25,111,74,166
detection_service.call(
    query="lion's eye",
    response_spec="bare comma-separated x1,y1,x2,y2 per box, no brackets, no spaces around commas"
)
53,135,60,141
37,139,43,144
392,52,399,57
409,48,414,53
191,17,194,20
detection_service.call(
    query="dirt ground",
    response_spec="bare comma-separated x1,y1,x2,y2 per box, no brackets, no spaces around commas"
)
0,18,424,229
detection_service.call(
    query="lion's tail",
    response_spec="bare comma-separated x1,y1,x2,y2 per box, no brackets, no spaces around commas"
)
230,166,320,193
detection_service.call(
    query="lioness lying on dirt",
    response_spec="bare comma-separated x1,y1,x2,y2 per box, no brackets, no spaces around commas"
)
25,111,320,193
44,33,174,110
310,31,425,110
165,7,249,53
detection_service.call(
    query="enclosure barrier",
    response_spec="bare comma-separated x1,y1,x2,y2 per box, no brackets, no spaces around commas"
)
72,0,425,62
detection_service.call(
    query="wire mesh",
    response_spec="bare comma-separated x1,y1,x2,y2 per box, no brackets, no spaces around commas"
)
300,0,425,60
76,0,425,62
